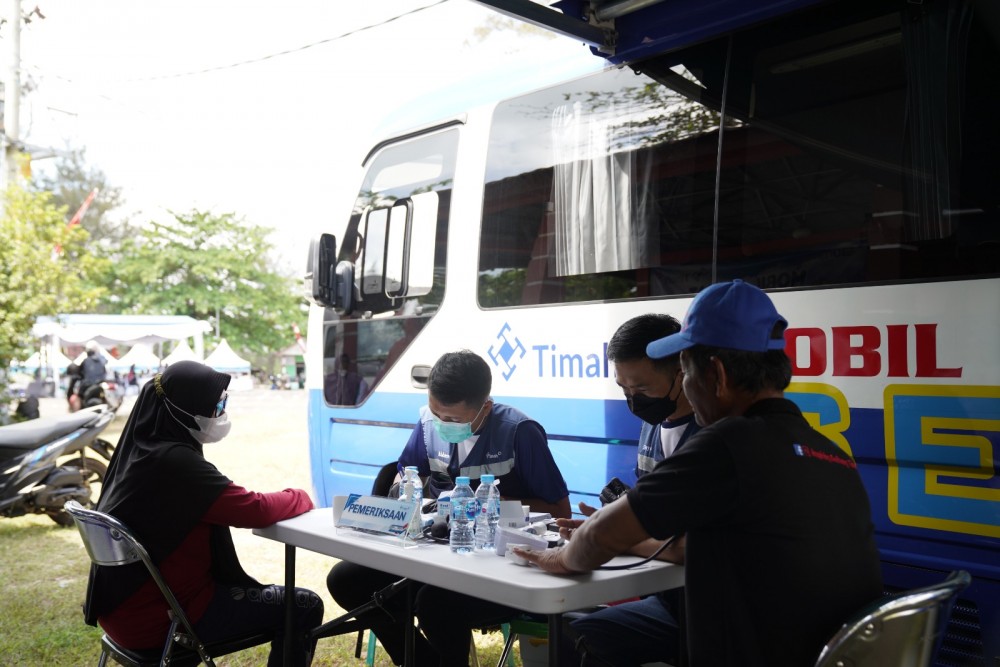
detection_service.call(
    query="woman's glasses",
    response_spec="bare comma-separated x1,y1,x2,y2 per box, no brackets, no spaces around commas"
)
214,393,228,417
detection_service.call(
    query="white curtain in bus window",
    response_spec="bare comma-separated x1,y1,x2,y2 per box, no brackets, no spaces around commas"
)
550,100,656,277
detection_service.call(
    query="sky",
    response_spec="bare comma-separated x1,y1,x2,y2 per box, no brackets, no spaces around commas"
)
11,0,598,274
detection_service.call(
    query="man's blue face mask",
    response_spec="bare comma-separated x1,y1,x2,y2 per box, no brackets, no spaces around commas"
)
432,401,488,443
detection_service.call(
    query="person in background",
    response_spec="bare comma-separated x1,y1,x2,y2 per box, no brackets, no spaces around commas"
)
83,360,324,666
516,280,882,666
327,350,571,666
562,313,699,667
127,364,138,394
79,340,108,397
65,362,83,412
13,394,40,421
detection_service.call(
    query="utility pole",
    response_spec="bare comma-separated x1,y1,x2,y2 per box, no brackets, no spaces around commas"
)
1,0,22,197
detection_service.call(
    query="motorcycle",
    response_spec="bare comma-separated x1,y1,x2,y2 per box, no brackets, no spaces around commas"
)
66,361,123,414
0,404,115,526
77,379,123,413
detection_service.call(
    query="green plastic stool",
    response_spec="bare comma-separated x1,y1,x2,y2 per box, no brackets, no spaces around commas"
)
365,630,377,666
499,616,548,667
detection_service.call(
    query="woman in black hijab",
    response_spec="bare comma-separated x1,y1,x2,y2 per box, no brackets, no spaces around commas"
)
83,360,323,666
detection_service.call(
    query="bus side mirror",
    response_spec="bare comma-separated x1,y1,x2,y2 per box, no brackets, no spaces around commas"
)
306,234,355,314
390,191,437,298
359,191,439,312
334,260,356,314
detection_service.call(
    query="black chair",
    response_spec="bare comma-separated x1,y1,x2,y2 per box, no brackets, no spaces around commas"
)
814,570,972,667
65,500,272,667
371,460,402,499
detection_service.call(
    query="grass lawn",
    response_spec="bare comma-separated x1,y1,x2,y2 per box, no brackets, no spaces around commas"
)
0,388,519,666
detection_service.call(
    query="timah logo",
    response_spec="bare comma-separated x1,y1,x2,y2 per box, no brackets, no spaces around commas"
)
488,323,526,380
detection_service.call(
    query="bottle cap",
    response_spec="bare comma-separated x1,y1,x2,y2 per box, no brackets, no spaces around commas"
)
456,476,470,485
480,474,495,484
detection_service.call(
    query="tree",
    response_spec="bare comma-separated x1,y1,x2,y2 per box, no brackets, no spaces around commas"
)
0,186,107,371
108,209,306,361
33,147,127,248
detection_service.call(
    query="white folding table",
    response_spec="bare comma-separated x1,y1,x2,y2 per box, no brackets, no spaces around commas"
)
254,508,685,666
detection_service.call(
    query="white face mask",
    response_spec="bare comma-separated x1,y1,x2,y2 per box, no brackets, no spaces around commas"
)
189,412,232,444
163,398,233,444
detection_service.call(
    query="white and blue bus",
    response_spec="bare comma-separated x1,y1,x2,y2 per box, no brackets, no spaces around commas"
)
305,0,999,660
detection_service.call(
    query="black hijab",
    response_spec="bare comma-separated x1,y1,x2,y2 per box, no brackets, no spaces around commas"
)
84,360,255,625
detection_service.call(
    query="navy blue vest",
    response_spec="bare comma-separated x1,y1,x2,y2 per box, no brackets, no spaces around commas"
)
635,414,700,478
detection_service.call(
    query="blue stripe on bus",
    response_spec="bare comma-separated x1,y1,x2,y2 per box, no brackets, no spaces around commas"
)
308,389,644,509
308,388,1000,575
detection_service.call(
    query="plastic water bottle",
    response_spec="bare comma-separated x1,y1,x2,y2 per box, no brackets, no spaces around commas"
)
474,474,496,550
486,479,500,550
403,466,423,539
449,476,476,554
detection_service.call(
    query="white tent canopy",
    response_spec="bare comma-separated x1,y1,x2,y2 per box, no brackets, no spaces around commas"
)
109,343,161,372
11,349,73,372
34,314,212,345
34,314,211,359
162,340,201,366
204,339,251,373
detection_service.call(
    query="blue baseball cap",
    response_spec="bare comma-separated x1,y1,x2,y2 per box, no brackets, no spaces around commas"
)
647,280,788,358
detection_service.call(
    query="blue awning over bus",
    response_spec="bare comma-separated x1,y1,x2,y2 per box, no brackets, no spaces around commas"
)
472,0,829,65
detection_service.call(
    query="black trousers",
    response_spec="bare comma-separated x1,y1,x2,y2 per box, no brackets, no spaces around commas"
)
327,561,518,667
193,582,324,667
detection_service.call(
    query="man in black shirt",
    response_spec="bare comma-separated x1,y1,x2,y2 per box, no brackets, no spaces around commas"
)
515,280,882,666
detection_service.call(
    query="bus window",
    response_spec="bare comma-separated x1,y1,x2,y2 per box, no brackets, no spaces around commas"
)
321,127,456,404
478,58,723,306
478,0,999,308
321,312,432,406
711,1,1000,286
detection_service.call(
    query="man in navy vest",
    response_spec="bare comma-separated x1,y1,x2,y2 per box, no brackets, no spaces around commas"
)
609,314,700,482
565,313,699,667
327,350,570,666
